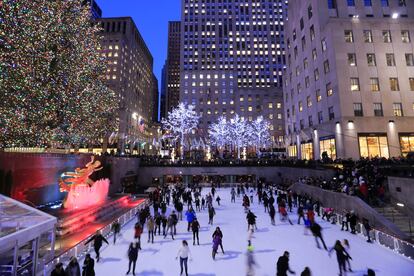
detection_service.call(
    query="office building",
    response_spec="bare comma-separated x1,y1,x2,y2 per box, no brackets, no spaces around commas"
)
166,21,182,113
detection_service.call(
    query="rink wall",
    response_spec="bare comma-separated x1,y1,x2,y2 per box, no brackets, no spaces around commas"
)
388,176,414,219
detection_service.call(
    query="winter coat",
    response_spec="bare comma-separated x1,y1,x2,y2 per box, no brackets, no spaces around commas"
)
134,224,143,238
82,258,95,276
65,261,81,276
276,256,291,276
128,243,139,261
147,218,155,231
212,229,223,239
51,268,65,276
310,222,322,236
85,234,108,249
208,207,216,218
212,235,221,251
191,220,200,232
185,210,196,223
247,212,257,225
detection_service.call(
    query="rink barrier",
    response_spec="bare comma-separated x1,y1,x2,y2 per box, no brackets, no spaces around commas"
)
41,199,150,276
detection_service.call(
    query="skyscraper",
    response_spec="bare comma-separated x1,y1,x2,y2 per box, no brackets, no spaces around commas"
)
284,0,414,159
98,17,157,153
180,0,287,145
160,63,167,120
166,21,182,113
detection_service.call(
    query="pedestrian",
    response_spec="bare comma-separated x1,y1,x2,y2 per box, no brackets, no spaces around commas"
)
134,222,143,245
343,239,352,272
362,218,372,243
176,240,192,276
82,254,95,276
185,208,196,231
85,231,109,262
208,205,216,225
276,251,295,276
246,243,257,276
246,210,257,231
111,220,121,244
147,216,155,243
65,256,81,276
212,234,221,260
310,222,327,250
216,195,221,206
126,242,140,275
329,240,351,276
212,227,225,254
300,267,311,276
51,263,65,276
191,218,200,245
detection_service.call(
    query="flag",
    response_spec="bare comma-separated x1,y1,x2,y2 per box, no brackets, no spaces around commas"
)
138,117,145,133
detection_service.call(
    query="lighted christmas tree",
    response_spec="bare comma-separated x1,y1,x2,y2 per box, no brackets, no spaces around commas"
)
0,0,117,148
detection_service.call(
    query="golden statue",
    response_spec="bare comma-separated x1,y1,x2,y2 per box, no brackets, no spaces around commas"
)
59,156,103,193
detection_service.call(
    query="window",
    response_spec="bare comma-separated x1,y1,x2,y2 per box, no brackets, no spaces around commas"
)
400,135,414,156
324,60,330,74
410,78,414,91
393,103,403,116
344,30,354,43
299,101,303,112
316,89,322,102
401,30,411,43
312,49,317,61
318,111,323,123
374,103,384,117
367,53,376,66
310,25,315,41
353,103,363,116
406,54,414,66
381,0,389,7
314,69,320,81
308,5,313,19
326,83,333,96
320,138,336,159
321,39,327,52
386,53,396,66
399,0,406,7
308,116,313,127
351,78,360,91
347,0,355,6
328,106,335,120
328,0,337,9
359,135,389,158
390,78,400,91
370,78,380,91
363,30,373,43
348,53,357,66
364,0,372,6
307,96,312,107
301,143,314,160
383,30,392,43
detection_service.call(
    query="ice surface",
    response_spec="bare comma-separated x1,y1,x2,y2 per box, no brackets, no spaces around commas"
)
85,188,414,276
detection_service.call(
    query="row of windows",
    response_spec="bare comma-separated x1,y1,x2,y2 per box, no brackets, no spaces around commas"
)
344,29,411,43
328,0,407,9
347,52,414,67
352,102,410,117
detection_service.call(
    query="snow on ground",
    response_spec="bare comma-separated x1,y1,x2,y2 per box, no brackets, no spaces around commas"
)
88,188,414,276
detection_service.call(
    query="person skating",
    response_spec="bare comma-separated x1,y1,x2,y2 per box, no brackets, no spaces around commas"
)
263,193,269,213
276,251,295,276
171,210,178,235
297,205,305,225
211,186,216,198
212,227,225,254
176,240,192,276
201,197,206,210
134,222,143,246
341,211,350,231
329,240,351,276
147,216,155,243
191,218,200,245
269,204,276,225
208,205,216,225
246,210,257,232
85,231,109,262
246,242,258,276
343,239,352,272
111,221,121,244
65,256,81,276
185,208,196,231
164,213,176,240
216,195,221,206
195,197,201,212
82,254,95,276
51,263,65,276
154,213,162,235
310,222,327,250
176,201,184,220
161,214,168,236
362,218,372,243
279,202,293,225
126,242,140,275
249,189,254,204
349,211,357,234
231,187,236,203
212,234,221,260
300,267,311,276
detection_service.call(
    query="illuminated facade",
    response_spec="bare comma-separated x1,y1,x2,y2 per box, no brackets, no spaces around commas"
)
180,0,287,146
284,0,414,159
98,17,157,152
166,21,182,114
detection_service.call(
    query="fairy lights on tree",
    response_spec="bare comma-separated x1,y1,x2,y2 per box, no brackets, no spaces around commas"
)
0,0,117,148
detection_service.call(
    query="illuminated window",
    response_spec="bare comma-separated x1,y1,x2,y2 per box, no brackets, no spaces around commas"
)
359,135,389,158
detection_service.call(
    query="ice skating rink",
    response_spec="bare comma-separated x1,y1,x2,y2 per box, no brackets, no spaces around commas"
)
87,188,414,276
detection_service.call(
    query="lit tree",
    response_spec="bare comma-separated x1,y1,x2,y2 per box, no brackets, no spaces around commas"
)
161,103,200,159
0,0,117,148
208,116,229,157
250,116,272,155
228,114,249,159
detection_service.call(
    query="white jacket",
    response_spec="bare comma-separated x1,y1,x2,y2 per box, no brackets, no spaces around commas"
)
177,246,191,259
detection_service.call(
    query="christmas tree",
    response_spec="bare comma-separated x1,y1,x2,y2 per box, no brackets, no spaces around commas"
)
0,0,117,148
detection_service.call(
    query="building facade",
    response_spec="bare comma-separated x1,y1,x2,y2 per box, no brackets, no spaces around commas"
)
284,0,414,160
151,73,159,123
160,63,167,119
180,0,287,146
98,17,157,152
166,21,182,113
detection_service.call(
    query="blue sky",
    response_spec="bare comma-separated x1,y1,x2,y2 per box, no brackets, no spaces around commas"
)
97,0,181,88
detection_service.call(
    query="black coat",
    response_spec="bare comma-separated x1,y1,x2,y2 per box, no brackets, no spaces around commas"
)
82,258,95,276
276,256,291,276
85,234,108,249
51,268,65,276
128,244,139,261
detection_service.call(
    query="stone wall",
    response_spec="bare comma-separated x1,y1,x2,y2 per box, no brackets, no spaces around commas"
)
387,176,414,219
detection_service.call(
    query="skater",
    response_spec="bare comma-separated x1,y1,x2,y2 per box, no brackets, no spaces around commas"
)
208,205,216,225
191,218,200,245
82,254,95,276
211,186,216,198
171,210,179,235
51,263,65,276
147,216,155,243
243,194,250,212
263,193,269,212
343,239,352,272
310,222,327,250
134,222,143,245
297,205,305,225
126,241,140,275
231,187,236,203
276,251,295,276
212,233,221,260
212,227,225,253
85,231,109,262
300,267,311,276
201,197,206,210
176,201,184,220
269,204,276,225
186,208,196,231
362,218,372,243
161,215,168,236
249,189,254,204
195,197,201,211
111,220,121,244
341,211,350,231
246,210,257,231
279,202,293,225
155,213,162,235
246,243,257,276
65,256,80,276
176,240,192,276
164,213,176,240
329,240,351,276
216,195,221,206
349,211,357,234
